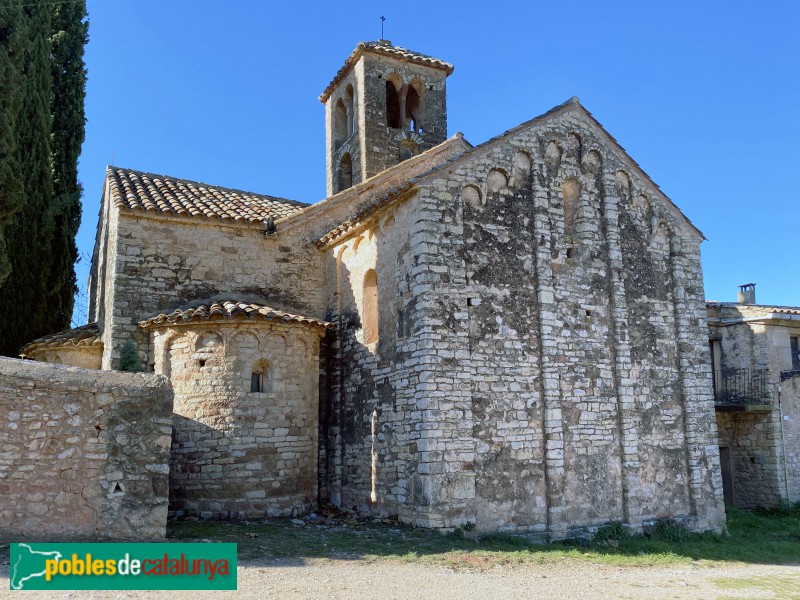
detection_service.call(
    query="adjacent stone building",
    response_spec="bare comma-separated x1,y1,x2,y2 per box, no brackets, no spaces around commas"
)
22,40,726,536
707,285,800,508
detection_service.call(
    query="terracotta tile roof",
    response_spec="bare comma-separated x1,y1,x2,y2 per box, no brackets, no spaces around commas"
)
21,323,102,354
320,41,454,103
138,300,333,330
316,182,415,248
107,166,309,224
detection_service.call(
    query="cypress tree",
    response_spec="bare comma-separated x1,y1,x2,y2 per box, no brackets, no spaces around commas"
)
0,4,25,285
0,2,88,356
0,4,53,356
47,0,87,331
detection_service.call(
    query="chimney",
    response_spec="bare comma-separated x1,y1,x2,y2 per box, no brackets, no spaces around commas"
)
737,283,756,305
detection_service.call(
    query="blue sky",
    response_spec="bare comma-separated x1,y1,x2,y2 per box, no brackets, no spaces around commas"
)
75,0,800,317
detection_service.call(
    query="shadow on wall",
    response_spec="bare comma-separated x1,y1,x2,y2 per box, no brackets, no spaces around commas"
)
321,240,404,517
169,414,314,520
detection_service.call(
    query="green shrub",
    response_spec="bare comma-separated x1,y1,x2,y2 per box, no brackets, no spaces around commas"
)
594,521,627,542
118,340,144,372
649,518,692,543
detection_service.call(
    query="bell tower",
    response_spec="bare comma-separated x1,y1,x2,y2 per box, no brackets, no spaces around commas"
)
320,41,454,196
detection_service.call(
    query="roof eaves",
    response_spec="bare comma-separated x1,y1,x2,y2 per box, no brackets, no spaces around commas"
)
20,323,102,355
137,299,333,331
106,165,309,225
315,183,417,249
319,41,454,104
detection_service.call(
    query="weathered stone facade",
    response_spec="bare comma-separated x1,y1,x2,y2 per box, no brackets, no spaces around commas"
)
317,100,725,535
17,40,728,537
0,358,172,540
708,299,800,507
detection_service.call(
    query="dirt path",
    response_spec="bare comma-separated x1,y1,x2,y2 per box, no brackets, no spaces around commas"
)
2,557,800,599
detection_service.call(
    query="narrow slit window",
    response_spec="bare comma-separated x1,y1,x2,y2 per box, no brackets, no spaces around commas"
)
363,269,379,345
251,371,263,393
338,153,353,191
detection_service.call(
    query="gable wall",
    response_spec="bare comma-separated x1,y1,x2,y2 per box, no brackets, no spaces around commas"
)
104,213,325,369
401,110,724,534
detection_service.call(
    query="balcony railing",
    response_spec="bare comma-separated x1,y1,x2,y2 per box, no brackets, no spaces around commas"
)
713,368,771,407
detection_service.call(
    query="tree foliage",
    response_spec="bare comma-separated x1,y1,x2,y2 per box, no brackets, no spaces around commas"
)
0,4,25,284
47,0,88,333
0,2,87,357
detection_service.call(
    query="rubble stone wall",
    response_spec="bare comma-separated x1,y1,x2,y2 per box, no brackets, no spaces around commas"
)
716,411,782,508
780,375,800,503
0,358,173,540
26,346,102,370
324,53,449,195
707,305,800,506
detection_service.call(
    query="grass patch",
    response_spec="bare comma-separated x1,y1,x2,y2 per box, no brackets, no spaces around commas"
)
714,574,800,598
166,504,800,569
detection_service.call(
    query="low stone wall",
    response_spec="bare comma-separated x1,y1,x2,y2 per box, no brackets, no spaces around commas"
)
0,358,173,540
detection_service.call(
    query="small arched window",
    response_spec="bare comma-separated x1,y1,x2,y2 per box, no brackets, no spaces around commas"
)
250,359,269,393
363,269,379,345
334,99,347,149
338,153,353,191
386,80,401,128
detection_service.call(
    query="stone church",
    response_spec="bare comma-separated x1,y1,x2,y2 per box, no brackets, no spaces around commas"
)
23,41,726,537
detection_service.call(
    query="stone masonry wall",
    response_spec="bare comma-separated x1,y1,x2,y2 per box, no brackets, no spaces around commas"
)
716,411,782,507
102,213,325,370
399,104,724,535
780,374,800,503
149,321,323,519
321,192,430,517
0,358,173,540
357,54,448,182
324,52,448,195
26,346,102,370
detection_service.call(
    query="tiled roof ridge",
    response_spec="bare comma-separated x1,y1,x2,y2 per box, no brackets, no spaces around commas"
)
278,134,470,233
316,182,416,248
107,165,309,224
320,41,454,103
21,322,101,354
138,299,333,330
